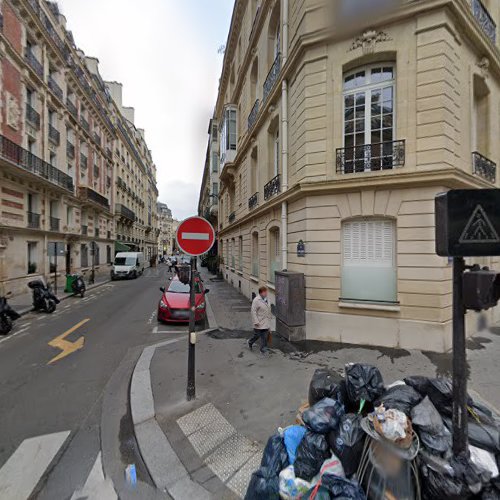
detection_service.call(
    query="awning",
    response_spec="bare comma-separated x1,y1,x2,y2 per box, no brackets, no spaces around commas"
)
115,241,131,252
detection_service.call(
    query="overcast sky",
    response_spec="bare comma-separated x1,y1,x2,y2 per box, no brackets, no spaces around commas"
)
57,0,234,220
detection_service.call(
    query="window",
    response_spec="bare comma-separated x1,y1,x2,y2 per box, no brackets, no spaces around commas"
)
212,152,219,173
107,245,112,264
252,232,259,277
238,236,243,271
50,152,56,166
220,106,237,164
341,218,397,303
269,227,280,283
67,206,73,226
212,183,218,198
273,128,280,177
81,244,89,268
27,242,37,274
342,64,395,173
472,75,490,155
231,238,235,268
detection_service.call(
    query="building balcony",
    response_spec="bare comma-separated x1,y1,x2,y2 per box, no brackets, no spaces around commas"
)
263,53,281,103
336,140,406,174
78,186,110,210
249,192,259,210
67,141,75,159
93,133,101,147
264,174,281,201
106,147,112,158
66,99,78,118
80,116,90,132
228,212,236,224
0,134,73,192
26,104,40,129
27,211,40,229
472,0,497,43
80,153,88,170
248,99,260,131
115,203,136,223
82,225,88,235
473,152,497,183
49,216,60,232
25,51,44,79
48,124,60,146
48,76,63,101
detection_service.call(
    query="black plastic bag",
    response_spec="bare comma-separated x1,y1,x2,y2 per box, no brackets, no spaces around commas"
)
411,396,451,454
328,413,365,477
261,433,289,475
374,384,422,416
404,375,431,395
345,364,384,404
302,398,345,434
321,474,366,500
308,368,343,406
294,431,330,481
443,417,500,454
245,466,280,500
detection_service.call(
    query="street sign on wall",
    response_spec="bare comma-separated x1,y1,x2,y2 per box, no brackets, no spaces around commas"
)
176,217,215,256
436,189,500,257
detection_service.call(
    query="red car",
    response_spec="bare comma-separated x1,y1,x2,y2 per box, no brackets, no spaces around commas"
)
158,276,209,323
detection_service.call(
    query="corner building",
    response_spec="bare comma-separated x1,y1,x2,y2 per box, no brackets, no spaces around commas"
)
216,0,500,352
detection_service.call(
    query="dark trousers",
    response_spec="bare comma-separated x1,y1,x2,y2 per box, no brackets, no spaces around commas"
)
249,329,268,352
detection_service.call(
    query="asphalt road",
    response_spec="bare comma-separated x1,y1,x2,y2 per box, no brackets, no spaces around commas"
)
0,265,195,499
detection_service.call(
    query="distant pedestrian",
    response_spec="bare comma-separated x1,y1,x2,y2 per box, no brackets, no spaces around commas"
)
249,286,272,354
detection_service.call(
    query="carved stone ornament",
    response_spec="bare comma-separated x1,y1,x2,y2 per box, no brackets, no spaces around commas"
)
349,30,393,54
477,56,490,78
5,92,20,130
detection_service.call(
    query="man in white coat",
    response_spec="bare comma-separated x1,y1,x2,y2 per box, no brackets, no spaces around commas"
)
249,286,272,354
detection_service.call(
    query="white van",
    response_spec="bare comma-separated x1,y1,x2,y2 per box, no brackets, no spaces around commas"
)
111,252,145,280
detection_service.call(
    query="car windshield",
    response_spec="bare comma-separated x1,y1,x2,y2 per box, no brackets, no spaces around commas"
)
168,280,201,294
114,257,136,266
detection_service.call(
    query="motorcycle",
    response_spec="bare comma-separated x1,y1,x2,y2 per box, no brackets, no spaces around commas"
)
28,280,60,314
0,292,21,335
69,273,86,298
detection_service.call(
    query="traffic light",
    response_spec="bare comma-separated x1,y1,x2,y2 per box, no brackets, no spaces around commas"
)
463,267,500,312
178,265,191,285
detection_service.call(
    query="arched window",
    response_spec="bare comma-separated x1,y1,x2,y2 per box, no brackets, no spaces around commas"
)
269,226,280,283
341,218,397,303
341,64,398,173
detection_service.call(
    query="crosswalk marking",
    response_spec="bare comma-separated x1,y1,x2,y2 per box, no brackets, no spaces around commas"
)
70,452,116,500
0,430,70,500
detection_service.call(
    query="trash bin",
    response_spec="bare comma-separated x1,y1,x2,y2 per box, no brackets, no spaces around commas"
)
65,274,77,293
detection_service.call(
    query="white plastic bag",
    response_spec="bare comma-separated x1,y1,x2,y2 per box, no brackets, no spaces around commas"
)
470,445,499,479
319,453,345,478
279,465,313,499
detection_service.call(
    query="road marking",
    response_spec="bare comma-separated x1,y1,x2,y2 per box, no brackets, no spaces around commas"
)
151,325,186,334
182,232,209,241
70,452,117,500
48,318,89,365
0,430,70,500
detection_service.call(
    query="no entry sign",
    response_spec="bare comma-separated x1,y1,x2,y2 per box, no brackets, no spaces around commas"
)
176,216,215,256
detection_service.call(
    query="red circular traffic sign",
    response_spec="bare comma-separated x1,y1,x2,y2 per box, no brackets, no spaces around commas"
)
176,216,215,256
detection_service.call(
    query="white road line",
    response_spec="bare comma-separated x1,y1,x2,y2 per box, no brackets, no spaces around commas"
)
0,430,70,500
70,452,116,500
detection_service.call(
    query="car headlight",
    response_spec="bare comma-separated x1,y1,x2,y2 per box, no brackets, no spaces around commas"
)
159,299,169,310
196,302,206,310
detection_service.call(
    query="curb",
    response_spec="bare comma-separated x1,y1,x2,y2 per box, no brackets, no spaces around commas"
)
204,294,218,329
130,330,217,499
16,279,112,317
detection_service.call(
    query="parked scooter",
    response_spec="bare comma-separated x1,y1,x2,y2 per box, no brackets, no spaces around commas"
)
0,292,21,335
28,280,60,313
69,273,86,298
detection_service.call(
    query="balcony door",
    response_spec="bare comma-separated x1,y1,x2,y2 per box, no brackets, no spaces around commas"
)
343,64,395,173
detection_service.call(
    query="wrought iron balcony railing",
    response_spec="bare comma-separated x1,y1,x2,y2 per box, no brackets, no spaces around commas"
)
472,152,497,183
106,147,113,158
48,124,60,145
78,186,110,210
80,153,88,169
0,134,73,192
249,192,259,210
48,76,63,100
264,174,281,201
263,53,281,103
248,99,260,131
228,212,236,224
27,211,40,229
67,141,75,159
25,51,43,79
336,140,406,174
82,225,88,235
26,104,40,129
472,0,497,43
115,203,136,223
80,116,90,132
66,99,78,118
49,216,60,231
93,133,101,147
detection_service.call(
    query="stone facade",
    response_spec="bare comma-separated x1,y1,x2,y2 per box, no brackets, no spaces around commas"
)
157,202,176,256
212,0,500,351
0,0,158,296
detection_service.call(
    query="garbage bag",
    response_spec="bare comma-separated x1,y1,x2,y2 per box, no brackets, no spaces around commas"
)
411,396,451,454
374,384,422,416
302,485,332,500
308,368,343,406
319,453,345,478
481,484,500,500
261,432,289,475
470,445,499,479
328,413,365,477
283,425,307,465
294,431,330,481
443,417,500,454
303,398,345,434
244,466,280,500
320,474,366,500
279,465,314,500
345,364,384,404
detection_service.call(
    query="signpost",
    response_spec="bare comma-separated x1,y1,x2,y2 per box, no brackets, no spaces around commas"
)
176,217,216,401
435,189,500,457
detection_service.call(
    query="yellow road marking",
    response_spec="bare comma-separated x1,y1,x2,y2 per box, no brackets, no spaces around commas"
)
48,319,90,365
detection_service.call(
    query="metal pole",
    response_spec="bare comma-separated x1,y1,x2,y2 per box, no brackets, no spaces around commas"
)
187,257,196,401
452,256,468,457
54,252,57,295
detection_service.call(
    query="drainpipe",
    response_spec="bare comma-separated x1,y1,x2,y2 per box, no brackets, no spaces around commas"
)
281,0,289,271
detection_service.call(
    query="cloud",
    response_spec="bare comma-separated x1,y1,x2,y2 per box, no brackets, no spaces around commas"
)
57,0,233,219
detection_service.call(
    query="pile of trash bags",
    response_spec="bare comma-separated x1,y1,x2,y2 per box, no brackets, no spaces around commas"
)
245,364,500,499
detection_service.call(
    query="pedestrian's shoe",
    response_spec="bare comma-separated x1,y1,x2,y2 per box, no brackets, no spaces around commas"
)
260,349,271,357
247,340,253,351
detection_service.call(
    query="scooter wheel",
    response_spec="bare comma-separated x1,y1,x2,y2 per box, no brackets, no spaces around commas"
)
0,316,13,335
80,289,86,298
45,299,56,314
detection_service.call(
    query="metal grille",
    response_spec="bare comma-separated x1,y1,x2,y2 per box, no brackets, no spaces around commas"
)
264,174,280,201
248,192,258,210
263,53,281,102
248,99,260,131
473,151,497,183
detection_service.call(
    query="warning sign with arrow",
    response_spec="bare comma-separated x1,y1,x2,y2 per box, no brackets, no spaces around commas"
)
436,189,500,257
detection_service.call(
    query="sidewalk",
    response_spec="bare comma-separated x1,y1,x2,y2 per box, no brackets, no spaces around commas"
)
132,269,500,498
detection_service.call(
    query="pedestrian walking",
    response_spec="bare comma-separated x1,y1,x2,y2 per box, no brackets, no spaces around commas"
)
249,286,272,354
